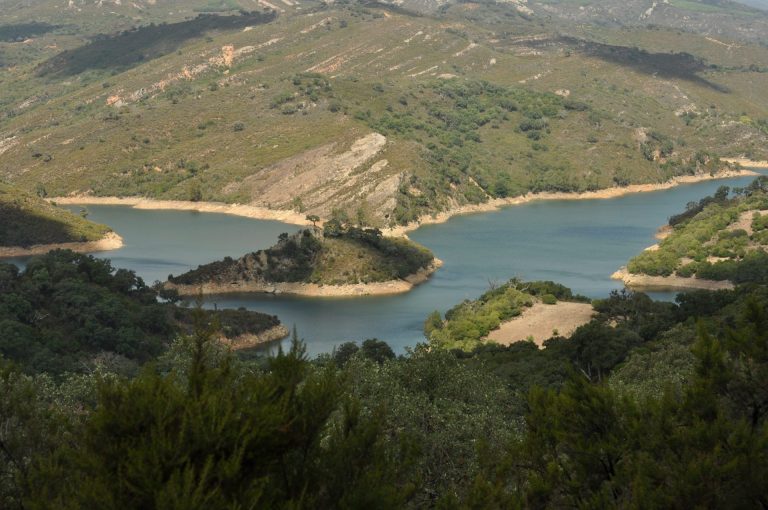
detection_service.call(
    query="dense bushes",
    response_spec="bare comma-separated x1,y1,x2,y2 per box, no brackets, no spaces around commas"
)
357,80,573,223
4,280,768,507
0,251,283,375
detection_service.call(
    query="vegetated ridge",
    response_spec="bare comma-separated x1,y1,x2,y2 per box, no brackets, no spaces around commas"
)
0,250,287,376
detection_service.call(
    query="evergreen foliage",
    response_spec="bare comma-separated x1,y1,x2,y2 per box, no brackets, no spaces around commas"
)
0,251,281,375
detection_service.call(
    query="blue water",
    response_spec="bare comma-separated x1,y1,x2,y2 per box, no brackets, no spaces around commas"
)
7,173,763,354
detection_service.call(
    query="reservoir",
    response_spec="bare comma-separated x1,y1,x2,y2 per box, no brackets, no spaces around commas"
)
19,173,763,354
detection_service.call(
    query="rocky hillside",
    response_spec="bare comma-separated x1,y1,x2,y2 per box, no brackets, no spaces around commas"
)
0,181,112,247
1,2,767,226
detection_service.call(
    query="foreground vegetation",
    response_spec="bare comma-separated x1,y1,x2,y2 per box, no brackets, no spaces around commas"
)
169,222,435,288
627,176,768,283
2,274,768,507
0,250,282,376
0,182,111,247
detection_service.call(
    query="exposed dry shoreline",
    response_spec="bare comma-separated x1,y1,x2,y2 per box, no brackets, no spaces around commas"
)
611,267,734,291
50,196,310,226
485,301,595,348
387,169,759,235
0,232,124,258
49,169,759,238
166,259,443,298
721,158,768,169
220,325,290,350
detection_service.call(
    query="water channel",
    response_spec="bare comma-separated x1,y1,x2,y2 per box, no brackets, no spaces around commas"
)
10,173,763,355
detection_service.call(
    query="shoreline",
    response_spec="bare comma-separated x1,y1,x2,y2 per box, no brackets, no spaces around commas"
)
49,169,760,238
721,158,768,169
167,259,443,298
0,232,124,258
49,197,310,226
386,168,760,235
611,267,734,292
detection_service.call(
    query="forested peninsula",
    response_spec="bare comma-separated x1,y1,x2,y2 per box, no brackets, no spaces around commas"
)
0,250,287,375
614,176,768,290
166,222,439,297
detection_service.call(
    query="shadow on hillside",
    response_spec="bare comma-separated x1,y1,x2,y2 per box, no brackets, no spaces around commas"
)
35,11,276,78
530,36,730,93
0,22,60,42
0,205,88,246
565,36,730,92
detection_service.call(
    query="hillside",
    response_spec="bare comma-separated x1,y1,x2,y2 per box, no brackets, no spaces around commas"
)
614,176,768,289
166,222,438,296
1,4,767,226
0,180,117,250
531,0,768,45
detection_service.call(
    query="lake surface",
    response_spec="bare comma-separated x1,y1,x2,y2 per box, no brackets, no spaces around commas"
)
11,174,763,355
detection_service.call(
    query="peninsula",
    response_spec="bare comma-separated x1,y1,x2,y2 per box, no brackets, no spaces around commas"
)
613,176,768,291
165,221,439,297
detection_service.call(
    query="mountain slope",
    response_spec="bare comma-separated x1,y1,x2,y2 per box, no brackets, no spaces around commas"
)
1,4,767,226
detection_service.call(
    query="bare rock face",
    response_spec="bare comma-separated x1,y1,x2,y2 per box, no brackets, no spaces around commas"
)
228,132,396,221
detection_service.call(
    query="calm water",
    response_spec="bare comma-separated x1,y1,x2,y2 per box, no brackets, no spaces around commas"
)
8,174,763,354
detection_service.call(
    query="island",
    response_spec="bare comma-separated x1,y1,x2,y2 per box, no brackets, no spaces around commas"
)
165,221,440,297
613,176,768,291
0,182,122,257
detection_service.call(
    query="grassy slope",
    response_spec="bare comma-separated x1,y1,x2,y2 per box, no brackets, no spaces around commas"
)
0,3,767,226
0,181,111,246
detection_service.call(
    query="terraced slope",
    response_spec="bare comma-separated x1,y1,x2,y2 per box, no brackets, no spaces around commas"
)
1,3,767,227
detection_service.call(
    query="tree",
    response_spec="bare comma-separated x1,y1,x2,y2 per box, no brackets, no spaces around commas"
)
305,214,320,229
360,339,395,364
28,331,413,508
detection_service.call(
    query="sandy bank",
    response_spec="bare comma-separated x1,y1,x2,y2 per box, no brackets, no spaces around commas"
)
721,158,768,169
167,259,442,298
485,301,594,348
0,232,124,258
49,196,310,226
385,169,759,235
220,325,290,350
50,170,759,239
611,267,734,291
